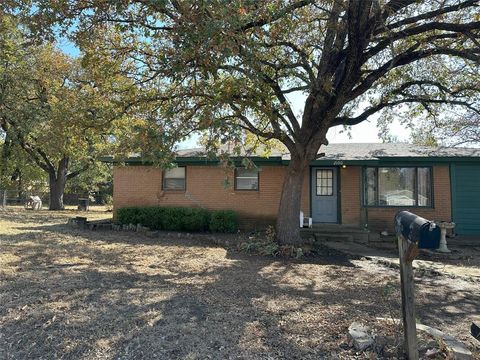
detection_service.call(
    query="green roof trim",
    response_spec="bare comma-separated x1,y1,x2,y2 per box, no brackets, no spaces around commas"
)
99,143,480,166
99,155,285,166
100,155,480,167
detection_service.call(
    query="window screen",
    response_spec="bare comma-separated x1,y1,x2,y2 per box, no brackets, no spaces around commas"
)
235,168,259,190
163,167,186,190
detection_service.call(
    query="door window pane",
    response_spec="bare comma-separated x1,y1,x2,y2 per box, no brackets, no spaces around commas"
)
316,169,333,196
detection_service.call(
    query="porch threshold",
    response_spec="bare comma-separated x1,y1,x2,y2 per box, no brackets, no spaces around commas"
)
301,224,370,243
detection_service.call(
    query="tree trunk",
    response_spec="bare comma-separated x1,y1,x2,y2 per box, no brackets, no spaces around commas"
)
275,155,310,245
17,170,23,199
48,157,69,210
49,174,66,210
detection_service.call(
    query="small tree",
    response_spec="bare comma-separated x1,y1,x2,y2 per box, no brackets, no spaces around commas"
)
0,17,133,209
0,136,46,197
23,1,480,240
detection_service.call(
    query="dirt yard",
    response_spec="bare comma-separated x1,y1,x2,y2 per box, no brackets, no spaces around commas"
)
1,209,479,359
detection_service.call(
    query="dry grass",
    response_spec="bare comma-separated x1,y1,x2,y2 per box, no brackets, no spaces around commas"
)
0,209,479,359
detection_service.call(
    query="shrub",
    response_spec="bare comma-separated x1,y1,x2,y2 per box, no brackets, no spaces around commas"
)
142,207,165,230
116,206,235,233
182,208,210,232
117,207,143,225
209,210,238,233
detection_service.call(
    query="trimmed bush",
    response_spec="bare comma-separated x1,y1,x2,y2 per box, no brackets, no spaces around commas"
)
116,206,235,233
117,207,143,226
209,210,238,233
182,208,210,232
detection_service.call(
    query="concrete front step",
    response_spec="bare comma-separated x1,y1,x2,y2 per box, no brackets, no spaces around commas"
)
311,224,368,232
314,233,354,242
301,225,370,243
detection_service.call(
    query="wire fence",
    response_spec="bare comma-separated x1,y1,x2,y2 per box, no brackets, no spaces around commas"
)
0,189,112,209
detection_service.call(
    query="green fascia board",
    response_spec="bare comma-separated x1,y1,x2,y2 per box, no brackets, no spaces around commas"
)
100,155,480,166
175,156,284,165
99,155,284,166
375,156,480,164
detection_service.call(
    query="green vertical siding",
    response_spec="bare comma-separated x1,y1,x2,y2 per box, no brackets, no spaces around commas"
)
451,164,480,235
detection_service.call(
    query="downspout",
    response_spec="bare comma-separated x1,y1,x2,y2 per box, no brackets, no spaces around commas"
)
362,165,369,230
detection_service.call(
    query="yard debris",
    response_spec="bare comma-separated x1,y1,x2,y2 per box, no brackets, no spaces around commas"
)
425,347,440,358
66,216,88,229
1,208,479,359
348,322,374,351
417,323,473,360
471,322,480,341
136,224,150,234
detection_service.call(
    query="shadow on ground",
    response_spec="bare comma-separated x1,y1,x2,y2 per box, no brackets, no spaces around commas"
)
1,218,479,359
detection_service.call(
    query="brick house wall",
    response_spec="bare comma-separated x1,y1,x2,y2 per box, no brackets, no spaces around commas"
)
113,164,452,231
339,166,362,226
113,165,310,228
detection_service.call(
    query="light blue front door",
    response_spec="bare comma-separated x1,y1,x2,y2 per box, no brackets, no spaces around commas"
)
311,167,338,223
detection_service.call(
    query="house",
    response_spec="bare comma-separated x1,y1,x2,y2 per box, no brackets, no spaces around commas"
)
103,143,480,236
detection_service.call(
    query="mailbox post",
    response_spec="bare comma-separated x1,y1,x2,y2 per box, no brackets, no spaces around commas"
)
394,211,441,360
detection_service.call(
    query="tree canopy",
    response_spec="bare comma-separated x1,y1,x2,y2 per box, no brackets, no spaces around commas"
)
0,15,137,208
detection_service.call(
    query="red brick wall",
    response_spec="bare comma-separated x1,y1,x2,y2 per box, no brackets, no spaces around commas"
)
340,166,362,226
113,165,310,228
113,164,452,231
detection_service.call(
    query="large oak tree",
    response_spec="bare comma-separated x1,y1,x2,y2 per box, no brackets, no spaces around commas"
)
19,0,480,242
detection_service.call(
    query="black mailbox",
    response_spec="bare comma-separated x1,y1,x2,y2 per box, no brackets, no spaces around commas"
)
394,211,441,249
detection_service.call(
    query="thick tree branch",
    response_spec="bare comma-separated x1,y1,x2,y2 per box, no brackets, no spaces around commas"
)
332,97,479,127
239,0,315,31
351,46,480,100
378,0,479,33
0,117,55,174
368,21,480,58
66,161,92,179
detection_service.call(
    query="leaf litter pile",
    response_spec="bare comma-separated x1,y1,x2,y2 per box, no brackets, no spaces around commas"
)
1,209,479,359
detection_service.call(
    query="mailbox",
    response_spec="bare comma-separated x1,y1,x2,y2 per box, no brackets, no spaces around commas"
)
394,211,441,249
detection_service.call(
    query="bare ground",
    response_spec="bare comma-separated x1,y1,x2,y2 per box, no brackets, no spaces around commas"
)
0,209,479,359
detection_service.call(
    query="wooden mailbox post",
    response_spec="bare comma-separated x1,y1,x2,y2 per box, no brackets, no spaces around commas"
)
394,211,441,360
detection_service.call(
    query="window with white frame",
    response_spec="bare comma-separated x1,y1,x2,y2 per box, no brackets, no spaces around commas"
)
365,167,432,207
163,167,186,190
235,168,259,190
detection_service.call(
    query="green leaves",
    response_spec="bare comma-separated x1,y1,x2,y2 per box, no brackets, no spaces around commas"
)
6,0,479,157
0,15,140,185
